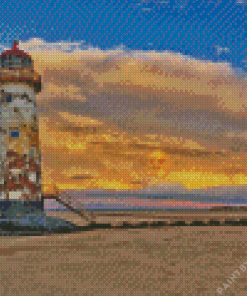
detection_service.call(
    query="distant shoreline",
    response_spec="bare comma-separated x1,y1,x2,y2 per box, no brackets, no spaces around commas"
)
45,208,212,212
42,195,247,212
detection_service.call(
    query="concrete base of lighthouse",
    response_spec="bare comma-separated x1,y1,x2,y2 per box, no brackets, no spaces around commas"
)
0,199,79,235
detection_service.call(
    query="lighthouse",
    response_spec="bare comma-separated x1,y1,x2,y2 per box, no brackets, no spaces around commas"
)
0,40,42,207
0,40,79,233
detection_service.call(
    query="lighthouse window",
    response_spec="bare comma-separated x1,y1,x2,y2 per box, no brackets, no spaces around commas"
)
6,95,12,102
0,55,31,68
21,94,29,99
10,131,19,138
29,147,35,158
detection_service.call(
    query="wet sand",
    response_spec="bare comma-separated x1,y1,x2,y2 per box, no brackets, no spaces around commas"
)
0,211,246,295
0,226,246,295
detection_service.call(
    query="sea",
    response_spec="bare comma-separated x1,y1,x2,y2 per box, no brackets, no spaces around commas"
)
44,192,247,212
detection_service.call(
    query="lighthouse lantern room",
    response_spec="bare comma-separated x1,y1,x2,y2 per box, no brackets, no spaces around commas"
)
0,40,42,203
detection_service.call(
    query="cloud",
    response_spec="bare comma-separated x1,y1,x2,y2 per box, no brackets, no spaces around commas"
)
70,175,95,180
11,38,247,192
58,112,103,128
226,131,247,140
215,45,231,55
236,0,247,5
17,38,83,52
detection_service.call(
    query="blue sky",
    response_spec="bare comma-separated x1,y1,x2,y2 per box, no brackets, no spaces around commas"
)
1,0,247,199
0,0,246,74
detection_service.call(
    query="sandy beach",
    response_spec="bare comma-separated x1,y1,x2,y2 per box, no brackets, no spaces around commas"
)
0,210,246,295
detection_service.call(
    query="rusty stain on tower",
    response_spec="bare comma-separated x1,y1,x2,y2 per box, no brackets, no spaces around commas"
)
0,40,42,201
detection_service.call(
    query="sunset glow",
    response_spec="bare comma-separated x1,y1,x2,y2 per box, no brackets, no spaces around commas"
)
14,42,246,195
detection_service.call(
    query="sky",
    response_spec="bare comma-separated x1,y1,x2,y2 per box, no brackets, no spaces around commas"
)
0,0,247,198
0,0,246,72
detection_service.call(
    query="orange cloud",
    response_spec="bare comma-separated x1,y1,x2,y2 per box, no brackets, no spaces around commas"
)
17,43,246,193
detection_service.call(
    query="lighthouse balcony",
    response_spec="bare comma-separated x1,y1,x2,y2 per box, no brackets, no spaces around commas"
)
0,69,41,92
0,68,40,80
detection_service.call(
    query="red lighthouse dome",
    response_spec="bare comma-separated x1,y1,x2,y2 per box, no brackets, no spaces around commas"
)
0,40,32,69
1,40,31,59
0,40,41,93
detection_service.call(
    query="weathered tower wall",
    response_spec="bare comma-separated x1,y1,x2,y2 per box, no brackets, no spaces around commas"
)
0,83,42,201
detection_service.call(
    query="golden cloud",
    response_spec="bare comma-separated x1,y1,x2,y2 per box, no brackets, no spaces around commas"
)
20,45,247,193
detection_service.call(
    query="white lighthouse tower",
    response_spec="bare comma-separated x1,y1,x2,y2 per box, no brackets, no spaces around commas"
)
0,40,42,205
0,41,78,233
